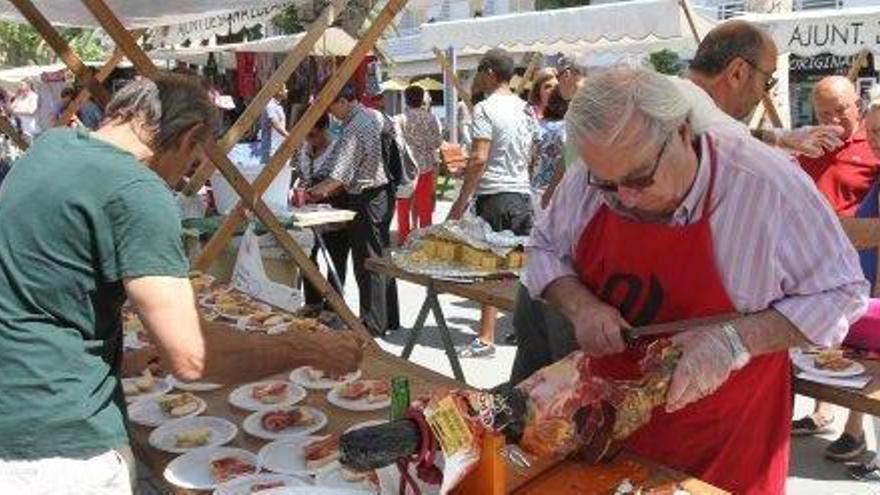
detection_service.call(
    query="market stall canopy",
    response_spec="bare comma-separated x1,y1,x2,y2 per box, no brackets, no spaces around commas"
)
412,77,443,91
0,0,298,29
419,0,708,55
149,27,356,67
740,6,880,57
380,78,409,91
578,5,715,67
0,59,148,92
0,62,90,92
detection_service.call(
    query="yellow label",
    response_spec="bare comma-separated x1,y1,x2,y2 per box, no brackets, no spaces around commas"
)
426,396,474,456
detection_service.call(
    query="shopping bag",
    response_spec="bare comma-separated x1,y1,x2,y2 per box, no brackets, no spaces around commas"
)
232,224,303,312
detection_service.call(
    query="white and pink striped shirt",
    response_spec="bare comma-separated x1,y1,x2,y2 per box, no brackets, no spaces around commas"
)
524,125,869,347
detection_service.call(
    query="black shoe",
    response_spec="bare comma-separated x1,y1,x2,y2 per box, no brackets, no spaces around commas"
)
848,461,880,481
791,415,834,436
825,433,867,462
504,333,518,345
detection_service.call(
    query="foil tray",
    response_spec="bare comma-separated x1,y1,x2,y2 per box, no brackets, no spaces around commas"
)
390,249,518,281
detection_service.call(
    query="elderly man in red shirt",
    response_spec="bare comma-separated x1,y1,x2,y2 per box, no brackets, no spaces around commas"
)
793,75,880,461
798,76,880,215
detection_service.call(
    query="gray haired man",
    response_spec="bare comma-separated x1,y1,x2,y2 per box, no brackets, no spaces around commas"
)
0,73,362,493
521,65,865,493
513,20,849,383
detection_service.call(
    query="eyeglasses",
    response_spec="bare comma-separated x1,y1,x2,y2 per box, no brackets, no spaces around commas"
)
587,132,673,193
744,59,778,93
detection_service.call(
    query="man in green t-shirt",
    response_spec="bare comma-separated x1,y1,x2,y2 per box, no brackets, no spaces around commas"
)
0,73,362,493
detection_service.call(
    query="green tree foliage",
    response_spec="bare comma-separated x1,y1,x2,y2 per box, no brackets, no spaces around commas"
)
648,49,682,75
0,22,106,67
272,5,305,34
536,0,592,9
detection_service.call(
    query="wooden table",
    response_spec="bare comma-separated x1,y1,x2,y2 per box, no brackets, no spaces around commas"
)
366,256,880,435
129,324,725,494
794,358,880,416
365,257,518,382
185,210,356,293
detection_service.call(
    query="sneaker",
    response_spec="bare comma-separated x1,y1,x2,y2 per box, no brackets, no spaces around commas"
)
458,338,496,358
848,461,880,481
825,433,867,462
791,415,834,436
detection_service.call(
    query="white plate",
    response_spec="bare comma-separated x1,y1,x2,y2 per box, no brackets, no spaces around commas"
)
212,473,309,495
128,394,207,427
790,348,866,378
326,387,390,412
199,290,246,309
344,419,388,434
123,331,151,350
242,407,327,441
169,376,224,392
228,381,306,411
202,308,220,322
314,465,378,494
289,366,362,390
237,313,296,332
148,416,238,454
258,435,330,476
164,446,259,490
122,375,173,403
218,303,273,322
256,487,372,495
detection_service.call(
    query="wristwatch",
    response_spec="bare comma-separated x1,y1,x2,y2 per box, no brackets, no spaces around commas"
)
721,323,751,370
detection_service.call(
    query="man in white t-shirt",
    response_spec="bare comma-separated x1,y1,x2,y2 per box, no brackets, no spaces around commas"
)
259,84,288,162
448,49,537,358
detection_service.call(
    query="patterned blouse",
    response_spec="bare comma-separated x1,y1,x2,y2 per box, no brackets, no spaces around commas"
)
398,108,443,174
531,119,565,191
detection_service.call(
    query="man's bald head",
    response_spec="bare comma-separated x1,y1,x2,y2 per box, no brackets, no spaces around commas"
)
687,20,778,121
812,75,856,102
812,75,861,140
690,20,775,77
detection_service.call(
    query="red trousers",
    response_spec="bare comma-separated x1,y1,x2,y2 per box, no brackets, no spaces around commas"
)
397,170,436,244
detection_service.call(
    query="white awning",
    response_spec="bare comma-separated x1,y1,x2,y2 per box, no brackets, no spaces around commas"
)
420,0,702,55
740,6,880,57
579,6,715,66
386,51,527,80
149,27,356,67
0,1,297,29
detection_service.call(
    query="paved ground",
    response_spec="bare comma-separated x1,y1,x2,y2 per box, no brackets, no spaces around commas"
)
138,198,880,494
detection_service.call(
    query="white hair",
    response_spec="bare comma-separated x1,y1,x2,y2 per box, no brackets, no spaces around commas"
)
869,85,880,112
565,65,692,148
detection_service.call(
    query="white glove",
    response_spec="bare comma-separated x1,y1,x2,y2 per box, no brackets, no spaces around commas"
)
665,325,750,413
776,125,844,158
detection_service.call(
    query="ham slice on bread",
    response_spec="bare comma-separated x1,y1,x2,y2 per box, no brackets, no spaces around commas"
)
251,382,288,404
210,456,255,482
303,434,340,470
341,467,379,485
337,380,390,403
260,407,314,432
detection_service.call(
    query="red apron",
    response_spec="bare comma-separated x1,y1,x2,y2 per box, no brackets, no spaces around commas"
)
575,137,790,494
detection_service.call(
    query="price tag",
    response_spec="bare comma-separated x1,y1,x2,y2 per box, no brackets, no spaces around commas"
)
425,396,474,456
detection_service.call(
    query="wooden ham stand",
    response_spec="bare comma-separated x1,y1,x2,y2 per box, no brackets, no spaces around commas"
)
454,433,507,495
